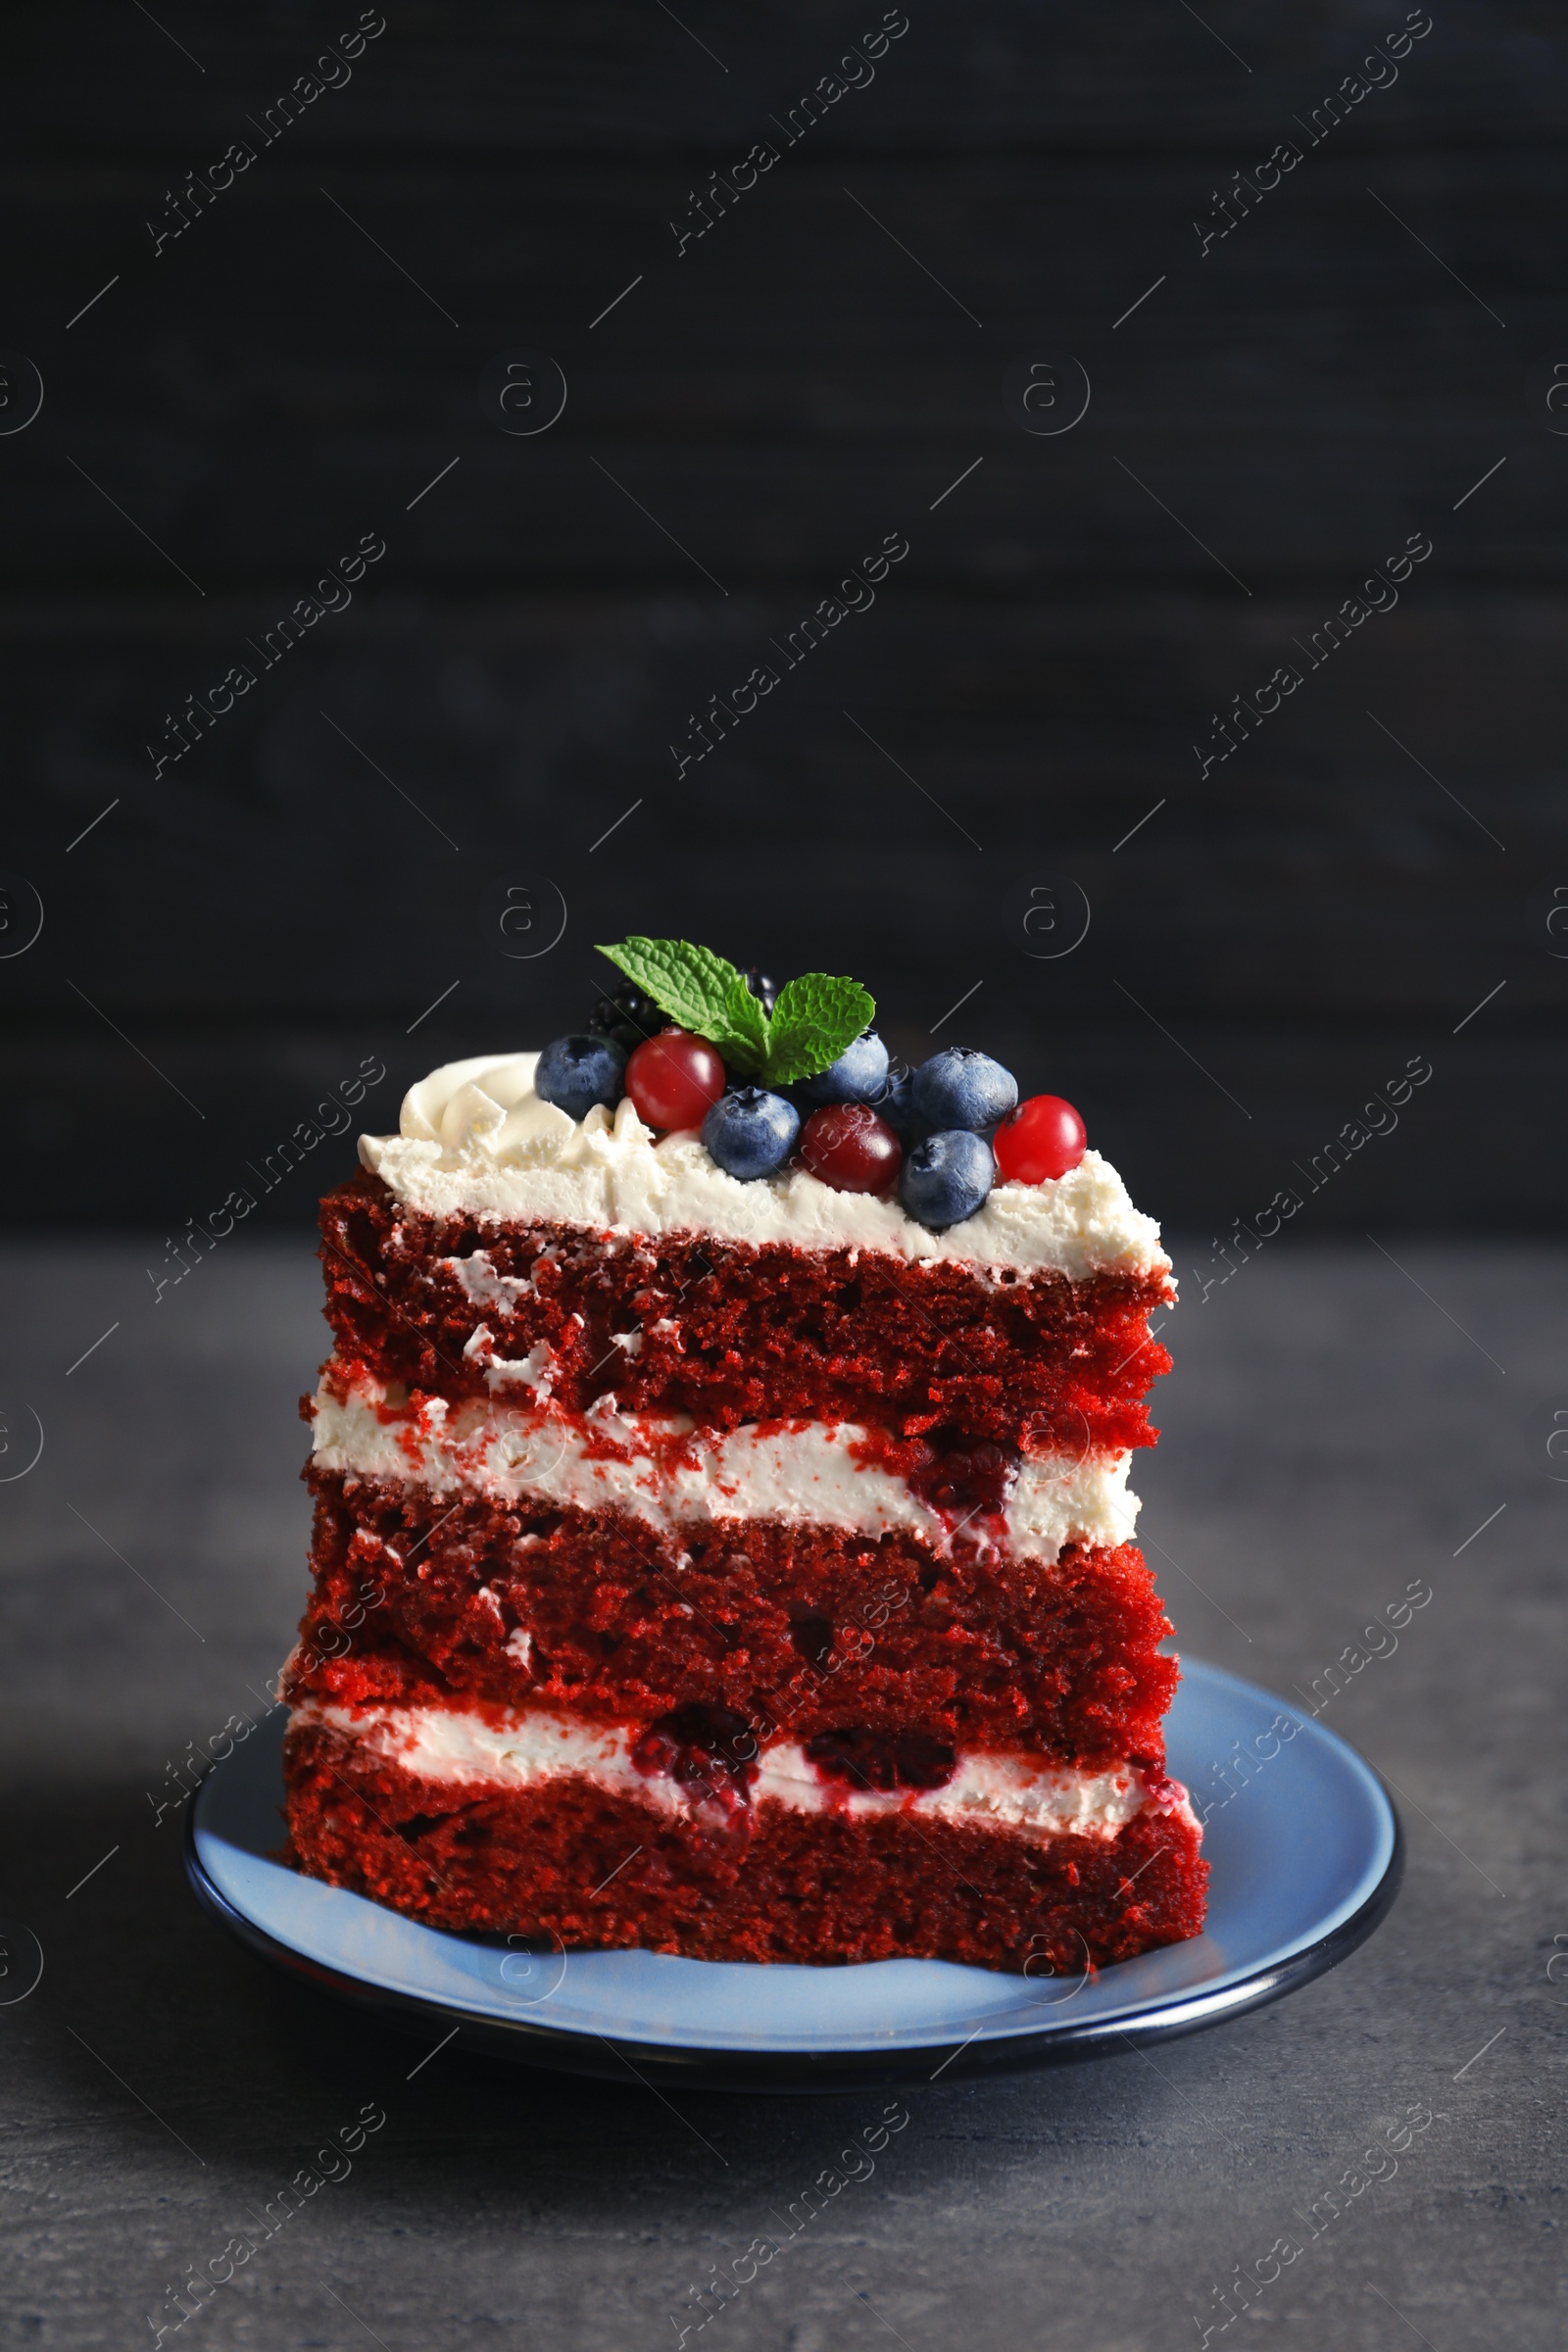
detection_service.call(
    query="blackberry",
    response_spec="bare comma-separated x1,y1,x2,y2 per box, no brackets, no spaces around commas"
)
586,977,662,1052
744,967,779,1014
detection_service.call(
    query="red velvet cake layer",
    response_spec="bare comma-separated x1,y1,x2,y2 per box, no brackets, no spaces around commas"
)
282,1719,1207,1971
291,1470,1178,1768
318,1172,1171,1454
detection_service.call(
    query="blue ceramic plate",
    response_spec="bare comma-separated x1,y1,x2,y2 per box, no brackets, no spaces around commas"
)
186,1659,1399,2090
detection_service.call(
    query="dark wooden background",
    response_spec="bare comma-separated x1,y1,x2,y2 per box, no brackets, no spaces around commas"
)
3,0,1564,1232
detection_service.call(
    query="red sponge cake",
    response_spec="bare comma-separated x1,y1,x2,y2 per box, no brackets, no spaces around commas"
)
280,941,1205,1973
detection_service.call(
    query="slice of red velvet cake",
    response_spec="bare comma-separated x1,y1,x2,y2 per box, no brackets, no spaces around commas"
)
280,940,1205,1974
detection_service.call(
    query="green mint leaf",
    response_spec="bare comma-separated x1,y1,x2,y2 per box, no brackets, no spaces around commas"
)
762,973,876,1085
596,936,768,1072
598,940,874,1085
597,936,739,1032
716,975,768,1076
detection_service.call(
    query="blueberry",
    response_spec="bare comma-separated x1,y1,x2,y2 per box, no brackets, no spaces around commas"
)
910,1048,1018,1133
800,1029,890,1105
898,1130,995,1229
534,1033,627,1120
870,1063,930,1141
702,1086,801,1180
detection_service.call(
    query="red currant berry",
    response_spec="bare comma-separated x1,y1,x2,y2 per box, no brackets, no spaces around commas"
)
993,1095,1087,1184
799,1102,903,1194
624,1028,726,1130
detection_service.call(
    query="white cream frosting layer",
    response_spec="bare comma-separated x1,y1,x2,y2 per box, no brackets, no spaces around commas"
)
312,1372,1141,1565
358,1052,1167,1281
294,1698,1181,1842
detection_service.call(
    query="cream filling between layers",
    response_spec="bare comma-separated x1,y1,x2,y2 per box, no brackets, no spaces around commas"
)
311,1372,1141,1565
358,1053,1168,1281
293,1699,1187,1842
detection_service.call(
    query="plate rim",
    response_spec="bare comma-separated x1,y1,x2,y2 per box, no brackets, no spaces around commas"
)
184,1658,1402,2091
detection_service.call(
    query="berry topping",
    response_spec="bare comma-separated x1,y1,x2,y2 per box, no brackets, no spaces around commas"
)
898,1129,995,1228
533,1033,628,1120
799,1102,903,1194
993,1093,1087,1183
800,1028,891,1105
806,1726,956,1793
598,936,873,1090
585,977,662,1053
631,1701,757,1816
871,1062,930,1141
910,1048,1019,1133
624,1028,727,1130
904,1434,1019,1521
702,1085,801,1180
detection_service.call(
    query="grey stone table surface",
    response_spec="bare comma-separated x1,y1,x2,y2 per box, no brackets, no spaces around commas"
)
0,1236,1562,2352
